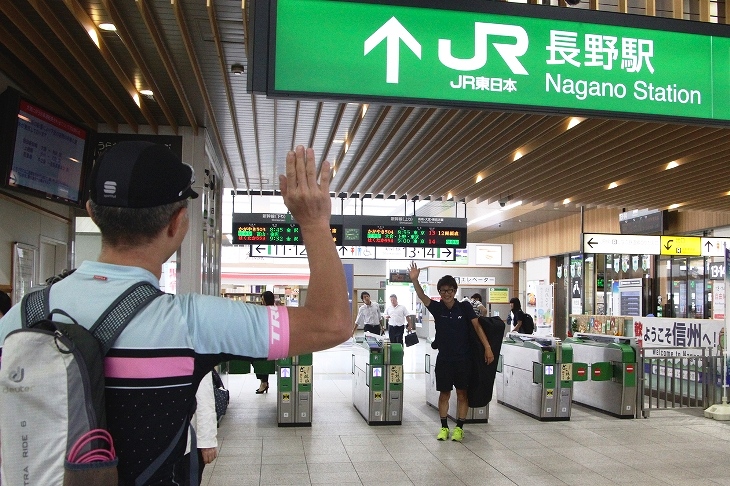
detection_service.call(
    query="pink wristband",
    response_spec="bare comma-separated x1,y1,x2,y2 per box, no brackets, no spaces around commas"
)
267,305,290,359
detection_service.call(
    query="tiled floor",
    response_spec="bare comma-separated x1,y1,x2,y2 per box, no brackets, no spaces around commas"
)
203,338,730,485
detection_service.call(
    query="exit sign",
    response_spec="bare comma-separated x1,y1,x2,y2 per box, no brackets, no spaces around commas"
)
258,0,730,126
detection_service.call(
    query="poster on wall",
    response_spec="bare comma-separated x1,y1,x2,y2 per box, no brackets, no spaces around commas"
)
536,284,553,336
713,281,725,320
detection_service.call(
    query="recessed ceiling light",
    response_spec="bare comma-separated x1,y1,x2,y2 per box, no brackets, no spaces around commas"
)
475,175,482,183
608,182,618,189
139,89,154,97
563,198,571,204
668,203,680,209
567,117,584,129
99,23,117,32
513,151,523,161
666,161,679,170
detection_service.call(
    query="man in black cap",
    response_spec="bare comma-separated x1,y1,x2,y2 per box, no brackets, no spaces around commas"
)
0,142,350,484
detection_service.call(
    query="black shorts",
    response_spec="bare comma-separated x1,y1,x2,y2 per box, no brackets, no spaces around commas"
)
435,358,470,392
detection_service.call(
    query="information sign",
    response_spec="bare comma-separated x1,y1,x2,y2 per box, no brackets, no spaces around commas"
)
233,214,465,248
488,287,510,303
267,0,730,125
231,213,342,245
660,236,701,256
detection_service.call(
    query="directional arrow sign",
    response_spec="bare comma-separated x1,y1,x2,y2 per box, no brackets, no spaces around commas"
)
660,236,701,256
582,234,659,255
701,237,730,257
364,17,421,83
267,0,730,125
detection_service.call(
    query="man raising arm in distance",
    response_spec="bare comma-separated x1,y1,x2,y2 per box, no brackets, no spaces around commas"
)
409,261,493,443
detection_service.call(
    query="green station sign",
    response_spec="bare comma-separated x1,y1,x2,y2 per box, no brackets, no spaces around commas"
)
267,0,730,124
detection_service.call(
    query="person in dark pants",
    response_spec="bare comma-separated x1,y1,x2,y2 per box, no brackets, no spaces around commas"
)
383,294,410,346
353,291,382,337
256,291,276,394
409,262,492,443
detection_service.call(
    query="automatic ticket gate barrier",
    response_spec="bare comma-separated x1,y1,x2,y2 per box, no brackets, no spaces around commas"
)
564,333,638,418
496,334,575,421
276,354,313,426
425,348,489,423
352,337,404,425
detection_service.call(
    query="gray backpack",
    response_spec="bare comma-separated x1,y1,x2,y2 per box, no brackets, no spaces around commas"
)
0,281,162,485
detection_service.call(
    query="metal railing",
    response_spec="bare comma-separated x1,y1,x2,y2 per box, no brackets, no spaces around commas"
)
639,347,727,418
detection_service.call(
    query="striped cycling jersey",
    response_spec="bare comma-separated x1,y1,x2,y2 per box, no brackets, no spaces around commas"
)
0,260,289,484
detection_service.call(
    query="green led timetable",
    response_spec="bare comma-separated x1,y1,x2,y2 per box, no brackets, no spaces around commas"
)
269,0,730,125
232,214,467,248
363,225,466,248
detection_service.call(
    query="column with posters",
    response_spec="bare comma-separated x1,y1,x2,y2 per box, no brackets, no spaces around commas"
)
536,284,554,336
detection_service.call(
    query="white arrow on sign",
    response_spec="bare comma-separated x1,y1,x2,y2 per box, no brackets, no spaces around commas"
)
364,17,421,84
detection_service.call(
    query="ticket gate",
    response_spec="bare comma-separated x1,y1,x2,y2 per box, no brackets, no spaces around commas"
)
425,349,489,423
564,333,638,418
496,334,576,421
276,354,313,426
352,337,404,425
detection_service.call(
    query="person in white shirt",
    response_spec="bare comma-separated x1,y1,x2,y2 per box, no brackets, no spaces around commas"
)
383,294,412,345
184,371,218,484
353,291,382,337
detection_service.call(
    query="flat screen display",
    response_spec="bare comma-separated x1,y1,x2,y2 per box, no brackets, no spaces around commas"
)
0,88,94,207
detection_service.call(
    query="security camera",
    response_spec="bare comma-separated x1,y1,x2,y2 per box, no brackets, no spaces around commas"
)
565,0,581,5
231,63,245,75
499,198,508,207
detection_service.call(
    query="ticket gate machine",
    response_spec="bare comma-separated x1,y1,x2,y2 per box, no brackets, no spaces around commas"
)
564,333,638,418
352,337,404,425
425,349,489,423
276,354,313,426
496,334,576,421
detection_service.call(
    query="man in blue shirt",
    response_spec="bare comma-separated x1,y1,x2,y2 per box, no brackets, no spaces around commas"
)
409,262,493,442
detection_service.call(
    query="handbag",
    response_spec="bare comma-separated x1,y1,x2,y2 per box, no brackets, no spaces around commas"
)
404,331,419,347
211,370,230,424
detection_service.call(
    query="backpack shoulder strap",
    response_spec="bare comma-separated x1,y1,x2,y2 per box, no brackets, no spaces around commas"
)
90,282,164,354
21,285,52,329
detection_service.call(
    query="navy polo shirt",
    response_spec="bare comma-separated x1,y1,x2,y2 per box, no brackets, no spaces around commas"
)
427,299,476,362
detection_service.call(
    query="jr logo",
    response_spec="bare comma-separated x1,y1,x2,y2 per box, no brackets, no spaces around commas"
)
438,23,529,75
9,367,24,383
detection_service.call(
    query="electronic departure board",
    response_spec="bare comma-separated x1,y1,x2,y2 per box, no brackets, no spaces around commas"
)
232,214,342,245
363,226,466,248
231,214,465,248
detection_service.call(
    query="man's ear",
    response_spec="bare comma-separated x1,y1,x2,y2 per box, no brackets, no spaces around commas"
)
85,200,97,221
167,205,188,238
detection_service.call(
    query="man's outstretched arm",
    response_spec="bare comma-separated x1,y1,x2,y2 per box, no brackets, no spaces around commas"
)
281,146,350,355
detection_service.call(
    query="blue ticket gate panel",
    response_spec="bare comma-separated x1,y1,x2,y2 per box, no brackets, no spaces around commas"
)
276,354,313,426
496,334,574,421
565,333,638,418
352,337,404,425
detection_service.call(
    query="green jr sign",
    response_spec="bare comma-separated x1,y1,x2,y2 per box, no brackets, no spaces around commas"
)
267,0,730,124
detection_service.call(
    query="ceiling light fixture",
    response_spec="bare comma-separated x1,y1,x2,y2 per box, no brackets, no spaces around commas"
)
563,198,571,204
608,182,618,189
567,117,584,129
231,63,245,75
666,161,679,170
87,28,100,48
98,23,117,32
668,203,680,209
139,89,154,97
476,175,482,183
467,210,500,226
513,151,523,161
